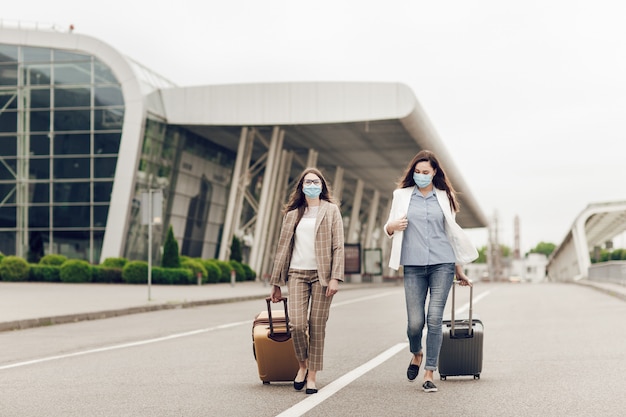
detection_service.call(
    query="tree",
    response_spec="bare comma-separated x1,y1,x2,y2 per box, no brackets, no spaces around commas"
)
230,236,242,262
529,242,556,257
161,225,181,268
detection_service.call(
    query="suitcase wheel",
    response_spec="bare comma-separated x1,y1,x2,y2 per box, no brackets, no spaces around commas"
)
440,375,447,381
263,381,270,385
474,374,480,380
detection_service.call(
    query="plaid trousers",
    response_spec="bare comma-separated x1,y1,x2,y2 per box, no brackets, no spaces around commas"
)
287,269,334,371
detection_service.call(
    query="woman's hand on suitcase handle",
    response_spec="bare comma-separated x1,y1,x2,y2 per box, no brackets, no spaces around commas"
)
455,266,473,287
270,285,282,303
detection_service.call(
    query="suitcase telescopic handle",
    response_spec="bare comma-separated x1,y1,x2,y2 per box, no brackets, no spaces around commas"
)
450,281,473,337
265,297,291,338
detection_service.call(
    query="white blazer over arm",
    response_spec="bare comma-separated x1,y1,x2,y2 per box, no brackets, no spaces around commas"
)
383,186,478,270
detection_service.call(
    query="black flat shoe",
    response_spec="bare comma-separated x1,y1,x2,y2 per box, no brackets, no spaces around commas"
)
407,353,423,381
293,370,308,391
305,388,318,395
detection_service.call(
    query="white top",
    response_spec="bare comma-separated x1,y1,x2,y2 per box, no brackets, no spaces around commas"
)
290,206,319,270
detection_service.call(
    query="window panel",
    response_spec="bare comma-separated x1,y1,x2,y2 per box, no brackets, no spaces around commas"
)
0,111,17,132
0,45,18,63
53,157,90,179
30,183,50,203
0,91,17,109
24,65,51,86
94,181,113,202
54,133,90,155
0,183,16,203
0,158,17,180
0,64,18,86
30,110,51,132
53,50,90,62
53,205,90,227
94,108,124,130
94,60,118,84
0,231,16,256
94,157,117,178
23,47,51,63
29,158,50,180
54,110,90,131
53,182,90,203
55,86,91,108
29,206,50,227
93,205,109,227
94,86,123,106
29,88,51,108
53,62,91,85
94,133,121,154
0,136,17,156
30,135,51,156
0,206,16,228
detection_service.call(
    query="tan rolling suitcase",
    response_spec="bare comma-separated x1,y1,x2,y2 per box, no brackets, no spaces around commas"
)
252,297,299,384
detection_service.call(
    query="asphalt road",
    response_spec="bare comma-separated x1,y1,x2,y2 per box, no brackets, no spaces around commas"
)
1,282,625,417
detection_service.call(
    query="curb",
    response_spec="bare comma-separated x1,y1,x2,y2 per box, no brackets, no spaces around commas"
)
572,280,626,302
0,294,268,333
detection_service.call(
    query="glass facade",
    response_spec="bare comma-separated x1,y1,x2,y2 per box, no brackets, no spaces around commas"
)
0,44,123,262
124,119,236,263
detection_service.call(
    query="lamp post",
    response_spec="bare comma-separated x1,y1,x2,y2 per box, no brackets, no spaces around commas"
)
141,190,163,301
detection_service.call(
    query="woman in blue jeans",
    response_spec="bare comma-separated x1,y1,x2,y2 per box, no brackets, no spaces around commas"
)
384,150,478,393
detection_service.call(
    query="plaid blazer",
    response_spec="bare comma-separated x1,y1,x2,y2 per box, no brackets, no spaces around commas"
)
269,200,345,287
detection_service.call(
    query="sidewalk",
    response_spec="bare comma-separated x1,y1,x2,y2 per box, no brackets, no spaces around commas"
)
1,279,623,333
0,280,276,332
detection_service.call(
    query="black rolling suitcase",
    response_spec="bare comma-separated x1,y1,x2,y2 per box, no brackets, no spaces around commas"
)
438,282,484,380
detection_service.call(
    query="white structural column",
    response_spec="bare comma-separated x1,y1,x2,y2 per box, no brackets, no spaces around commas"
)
218,127,253,261
333,166,344,204
347,179,364,244
306,149,318,168
249,127,284,275
363,190,380,249
262,149,294,276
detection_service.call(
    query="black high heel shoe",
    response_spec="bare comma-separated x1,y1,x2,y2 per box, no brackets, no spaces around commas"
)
294,370,308,391
305,387,318,395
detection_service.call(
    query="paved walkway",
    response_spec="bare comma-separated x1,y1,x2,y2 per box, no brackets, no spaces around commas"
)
0,278,623,332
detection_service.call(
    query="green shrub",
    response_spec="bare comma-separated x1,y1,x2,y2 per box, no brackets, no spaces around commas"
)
0,252,4,263
241,263,256,281
202,260,222,284
92,266,124,283
29,264,61,282
230,236,242,262
39,254,68,266
60,259,92,283
182,259,208,284
214,260,233,283
151,267,171,285
101,257,128,269
123,261,148,284
161,225,181,268
0,256,30,281
170,268,194,285
229,260,246,282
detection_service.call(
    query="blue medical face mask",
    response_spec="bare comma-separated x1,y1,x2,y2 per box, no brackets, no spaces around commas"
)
413,173,433,188
303,185,322,198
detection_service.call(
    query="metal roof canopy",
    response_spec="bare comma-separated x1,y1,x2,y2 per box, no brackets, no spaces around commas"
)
156,82,488,229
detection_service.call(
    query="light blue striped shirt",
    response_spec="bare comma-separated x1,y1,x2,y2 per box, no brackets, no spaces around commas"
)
400,188,455,266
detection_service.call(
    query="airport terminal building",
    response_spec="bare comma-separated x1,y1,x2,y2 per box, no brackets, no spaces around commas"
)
0,25,487,277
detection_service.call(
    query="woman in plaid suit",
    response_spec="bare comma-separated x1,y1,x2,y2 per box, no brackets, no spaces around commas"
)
269,167,344,395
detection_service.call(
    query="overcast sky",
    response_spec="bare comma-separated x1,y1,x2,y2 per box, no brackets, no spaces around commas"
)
4,0,626,253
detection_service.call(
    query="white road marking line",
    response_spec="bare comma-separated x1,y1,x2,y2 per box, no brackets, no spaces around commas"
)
275,342,409,417
331,291,400,308
0,291,398,371
0,320,250,370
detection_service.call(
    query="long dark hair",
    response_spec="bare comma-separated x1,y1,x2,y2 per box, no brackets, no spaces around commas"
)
398,150,459,212
283,167,335,220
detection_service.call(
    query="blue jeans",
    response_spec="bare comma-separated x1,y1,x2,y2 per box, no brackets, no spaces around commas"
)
403,263,455,371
